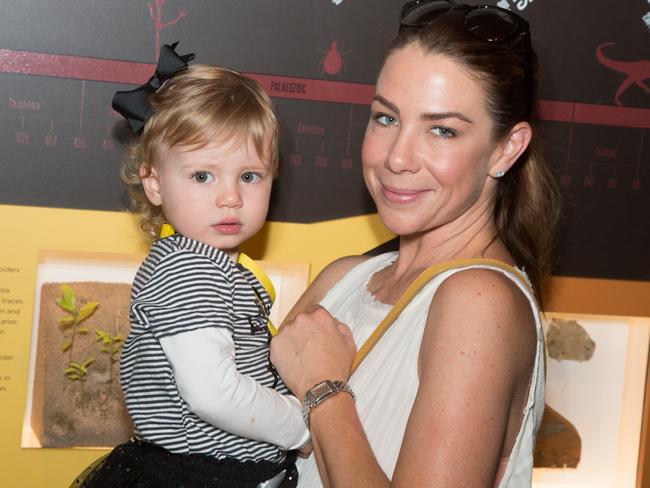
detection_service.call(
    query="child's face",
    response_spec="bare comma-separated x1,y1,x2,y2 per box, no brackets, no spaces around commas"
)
142,137,273,260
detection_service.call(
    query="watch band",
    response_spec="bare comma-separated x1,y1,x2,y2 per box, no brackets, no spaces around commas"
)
302,380,355,428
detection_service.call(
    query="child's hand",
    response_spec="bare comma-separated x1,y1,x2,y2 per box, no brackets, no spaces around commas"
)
298,441,313,458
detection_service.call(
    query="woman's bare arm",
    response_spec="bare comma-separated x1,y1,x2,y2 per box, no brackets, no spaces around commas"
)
271,306,387,488
274,267,536,487
392,268,536,486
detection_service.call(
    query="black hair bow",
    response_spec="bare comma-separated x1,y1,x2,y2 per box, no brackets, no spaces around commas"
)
112,42,195,133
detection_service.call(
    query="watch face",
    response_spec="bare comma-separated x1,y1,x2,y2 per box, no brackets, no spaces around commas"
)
312,381,333,401
311,380,334,402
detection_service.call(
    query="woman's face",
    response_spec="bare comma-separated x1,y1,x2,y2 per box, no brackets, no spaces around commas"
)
362,43,503,237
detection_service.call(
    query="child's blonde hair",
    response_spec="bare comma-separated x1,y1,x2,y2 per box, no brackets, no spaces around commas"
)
121,64,279,239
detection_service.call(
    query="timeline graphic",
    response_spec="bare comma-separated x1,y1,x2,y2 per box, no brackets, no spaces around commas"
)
2,46,647,197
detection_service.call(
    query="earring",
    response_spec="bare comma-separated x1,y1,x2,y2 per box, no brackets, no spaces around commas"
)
494,169,505,178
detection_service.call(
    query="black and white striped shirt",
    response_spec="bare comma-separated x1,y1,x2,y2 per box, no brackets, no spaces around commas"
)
120,234,292,462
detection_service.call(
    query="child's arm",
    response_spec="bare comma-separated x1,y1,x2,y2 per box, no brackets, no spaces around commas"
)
160,327,310,450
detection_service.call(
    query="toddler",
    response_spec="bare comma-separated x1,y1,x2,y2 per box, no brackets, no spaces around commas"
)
76,44,308,488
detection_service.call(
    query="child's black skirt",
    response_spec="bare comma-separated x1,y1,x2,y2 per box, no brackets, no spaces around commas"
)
71,438,298,488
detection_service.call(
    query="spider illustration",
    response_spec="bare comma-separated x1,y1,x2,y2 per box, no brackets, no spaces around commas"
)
317,41,352,77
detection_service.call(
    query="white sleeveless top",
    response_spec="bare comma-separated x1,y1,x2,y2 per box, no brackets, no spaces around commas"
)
296,252,545,487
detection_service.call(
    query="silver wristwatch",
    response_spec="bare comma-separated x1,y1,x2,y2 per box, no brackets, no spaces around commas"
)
302,380,355,428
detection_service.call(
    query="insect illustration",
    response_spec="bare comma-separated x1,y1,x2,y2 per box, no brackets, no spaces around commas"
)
317,41,352,77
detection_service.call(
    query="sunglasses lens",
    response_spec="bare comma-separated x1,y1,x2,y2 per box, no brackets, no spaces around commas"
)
465,8,519,41
400,0,453,27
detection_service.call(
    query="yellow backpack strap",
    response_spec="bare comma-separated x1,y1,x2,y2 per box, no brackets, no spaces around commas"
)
237,252,278,336
237,253,276,304
160,223,175,238
350,258,531,374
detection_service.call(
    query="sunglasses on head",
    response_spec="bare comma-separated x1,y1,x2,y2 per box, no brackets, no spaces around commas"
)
399,0,530,43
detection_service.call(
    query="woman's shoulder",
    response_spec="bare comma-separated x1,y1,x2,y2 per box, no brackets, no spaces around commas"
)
282,254,379,323
426,265,538,351
433,265,534,316
313,252,401,299
318,254,371,282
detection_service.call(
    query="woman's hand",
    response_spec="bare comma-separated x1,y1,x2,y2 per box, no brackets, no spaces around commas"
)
270,306,357,400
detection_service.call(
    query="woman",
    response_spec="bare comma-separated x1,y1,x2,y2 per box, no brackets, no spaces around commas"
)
271,1,562,487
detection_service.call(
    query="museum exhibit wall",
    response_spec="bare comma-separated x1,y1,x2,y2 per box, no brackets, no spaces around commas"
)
0,0,648,486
